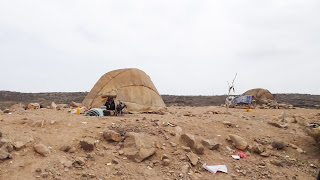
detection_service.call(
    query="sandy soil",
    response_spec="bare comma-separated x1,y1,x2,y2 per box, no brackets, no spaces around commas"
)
1,106,320,180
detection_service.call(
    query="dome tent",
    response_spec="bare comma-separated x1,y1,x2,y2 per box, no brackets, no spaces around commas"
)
82,68,166,112
242,88,276,104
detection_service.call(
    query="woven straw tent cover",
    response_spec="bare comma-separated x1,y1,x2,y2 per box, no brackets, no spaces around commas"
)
242,88,275,104
82,68,166,112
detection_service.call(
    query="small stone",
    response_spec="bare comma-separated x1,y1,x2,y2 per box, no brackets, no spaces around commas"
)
3,109,11,113
161,154,169,160
223,121,232,126
73,157,85,168
69,147,77,153
162,159,170,166
175,126,183,134
181,164,190,173
271,140,285,150
103,130,122,142
170,132,176,136
201,139,220,150
180,133,195,148
252,144,264,154
34,144,50,156
64,160,73,168
270,159,283,167
170,142,177,147
260,152,270,157
268,121,288,128
0,131,2,137
42,172,49,178
118,150,124,155
187,152,198,166
112,158,119,164
296,148,305,153
181,146,191,152
80,137,95,151
13,141,25,150
195,144,204,155
59,145,71,152
35,168,42,173
229,134,248,150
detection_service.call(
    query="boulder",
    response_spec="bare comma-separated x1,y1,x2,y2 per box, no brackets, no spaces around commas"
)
229,134,248,150
80,137,95,151
103,130,122,142
201,139,220,150
28,103,40,110
34,144,50,156
123,132,155,162
180,133,195,148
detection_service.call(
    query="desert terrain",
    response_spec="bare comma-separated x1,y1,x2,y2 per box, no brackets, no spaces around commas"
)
1,98,320,180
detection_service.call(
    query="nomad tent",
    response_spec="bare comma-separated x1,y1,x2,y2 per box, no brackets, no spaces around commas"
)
82,68,166,112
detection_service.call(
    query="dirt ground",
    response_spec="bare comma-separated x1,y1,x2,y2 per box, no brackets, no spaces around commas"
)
1,106,320,180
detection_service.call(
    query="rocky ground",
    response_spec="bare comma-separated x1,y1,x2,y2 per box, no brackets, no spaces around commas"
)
1,91,320,110
1,106,320,180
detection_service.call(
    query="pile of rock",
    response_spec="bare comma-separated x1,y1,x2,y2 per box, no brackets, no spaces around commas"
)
258,99,294,109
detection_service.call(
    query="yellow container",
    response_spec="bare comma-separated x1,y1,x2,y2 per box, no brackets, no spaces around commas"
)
246,109,251,112
76,108,80,115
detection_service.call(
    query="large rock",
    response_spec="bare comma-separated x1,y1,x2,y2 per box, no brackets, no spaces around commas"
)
80,137,95,151
123,132,155,162
229,134,248,150
34,144,50,156
180,133,195,148
103,130,122,142
28,103,41,110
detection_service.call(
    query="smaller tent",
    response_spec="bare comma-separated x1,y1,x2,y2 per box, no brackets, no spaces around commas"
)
242,88,275,104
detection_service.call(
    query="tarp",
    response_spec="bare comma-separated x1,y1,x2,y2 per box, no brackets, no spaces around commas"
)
82,68,166,112
232,95,252,105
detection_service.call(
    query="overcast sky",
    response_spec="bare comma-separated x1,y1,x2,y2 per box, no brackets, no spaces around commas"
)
0,0,319,95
